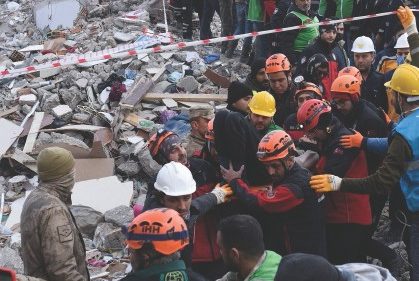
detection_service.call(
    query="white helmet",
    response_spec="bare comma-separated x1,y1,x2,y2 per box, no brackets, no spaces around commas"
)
351,36,375,53
154,162,196,196
394,33,409,49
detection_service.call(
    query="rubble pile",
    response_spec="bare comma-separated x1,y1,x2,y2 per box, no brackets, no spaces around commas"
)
0,0,252,279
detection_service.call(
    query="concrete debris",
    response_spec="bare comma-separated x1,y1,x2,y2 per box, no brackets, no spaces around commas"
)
0,246,24,274
177,76,199,93
7,175,30,194
52,104,73,122
104,205,134,227
117,160,140,177
18,94,37,106
70,205,104,239
93,223,125,252
35,132,90,150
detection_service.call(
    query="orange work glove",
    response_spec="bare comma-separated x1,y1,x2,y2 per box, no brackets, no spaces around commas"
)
339,130,363,148
397,6,417,33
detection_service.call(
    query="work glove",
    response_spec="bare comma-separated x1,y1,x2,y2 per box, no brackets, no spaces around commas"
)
211,184,233,204
397,6,418,35
339,130,363,148
310,175,342,193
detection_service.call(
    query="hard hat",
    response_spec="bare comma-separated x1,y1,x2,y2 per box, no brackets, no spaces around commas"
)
338,66,362,82
265,53,291,74
248,91,276,117
147,129,176,158
205,118,215,141
384,64,419,96
257,130,297,162
295,82,323,100
154,162,197,196
331,75,361,102
297,100,332,131
351,36,375,53
394,33,409,49
125,208,189,255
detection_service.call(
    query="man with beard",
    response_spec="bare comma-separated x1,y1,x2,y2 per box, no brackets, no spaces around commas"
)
185,105,215,157
247,91,282,137
216,215,282,281
352,36,389,112
221,130,326,257
333,22,350,69
20,147,89,281
244,58,270,92
296,22,339,101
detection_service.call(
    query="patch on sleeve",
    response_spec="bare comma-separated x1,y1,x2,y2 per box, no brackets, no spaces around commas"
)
57,224,73,243
162,271,187,281
333,147,344,155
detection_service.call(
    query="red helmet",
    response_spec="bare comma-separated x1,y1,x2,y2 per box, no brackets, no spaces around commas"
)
338,66,362,82
125,208,189,255
265,53,291,74
297,100,331,131
257,130,297,162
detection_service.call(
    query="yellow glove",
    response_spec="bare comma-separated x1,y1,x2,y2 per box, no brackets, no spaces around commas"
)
339,130,363,148
397,6,417,34
212,184,233,204
310,175,342,193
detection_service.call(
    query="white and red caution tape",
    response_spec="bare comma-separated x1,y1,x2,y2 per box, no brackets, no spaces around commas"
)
1,9,417,80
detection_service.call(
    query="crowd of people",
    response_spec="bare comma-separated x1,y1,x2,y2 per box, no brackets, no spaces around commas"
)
7,1,419,281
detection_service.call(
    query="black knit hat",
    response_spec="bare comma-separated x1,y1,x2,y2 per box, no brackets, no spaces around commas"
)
250,58,267,78
227,81,253,105
275,253,343,281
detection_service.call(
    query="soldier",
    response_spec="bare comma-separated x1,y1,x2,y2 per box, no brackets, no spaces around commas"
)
185,105,215,157
20,147,89,281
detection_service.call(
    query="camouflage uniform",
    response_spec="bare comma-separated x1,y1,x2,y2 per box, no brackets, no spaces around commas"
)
185,134,206,157
20,186,89,281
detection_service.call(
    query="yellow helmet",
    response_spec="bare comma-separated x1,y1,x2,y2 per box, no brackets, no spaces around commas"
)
248,91,276,117
384,64,419,96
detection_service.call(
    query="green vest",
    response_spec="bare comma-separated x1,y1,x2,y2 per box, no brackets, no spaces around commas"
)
121,260,189,281
247,0,263,22
290,11,319,52
248,251,282,281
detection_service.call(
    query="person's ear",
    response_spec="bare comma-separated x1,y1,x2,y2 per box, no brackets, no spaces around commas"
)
231,248,240,262
191,120,198,130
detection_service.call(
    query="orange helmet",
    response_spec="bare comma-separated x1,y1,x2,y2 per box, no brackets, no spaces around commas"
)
297,100,331,131
265,53,291,74
205,118,215,141
295,82,323,100
338,66,362,82
331,75,361,102
125,208,189,255
257,130,297,162
147,129,176,158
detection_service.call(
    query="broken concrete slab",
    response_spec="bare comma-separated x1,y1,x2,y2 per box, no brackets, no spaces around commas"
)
0,118,23,160
75,78,88,89
23,112,45,153
117,161,140,177
0,246,24,274
34,0,81,30
113,32,135,42
7,175,30,194
93,222,125,252
177,76,199,93
104,205,134,227
70,205,104,239
18,94,38,106
72,176,133,214
74,158,114,182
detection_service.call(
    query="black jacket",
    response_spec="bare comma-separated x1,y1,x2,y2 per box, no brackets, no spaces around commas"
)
272,89,296,127
361,69,388,112
214,110,271,186
229,163,326,257
277,3,318,65
333,99,388,173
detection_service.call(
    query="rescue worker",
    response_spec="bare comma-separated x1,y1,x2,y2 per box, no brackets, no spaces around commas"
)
352,36,389,112
296,21,339,101
221,130,326,257
216,215,282,281
277,0,319,65
300,54,330,97
284,80,322,146
309,64,419,281
122,208,190,281
199,118,220,177
377,33,410,74
143,162,232,268
338,66,362,81
20,147,89,281
318,0,353,19
244,58,270,92
247,91,282,137
297,100,371,264
227,81,253,116
185,105,215,157
333,22,350,70
265,53,296,126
